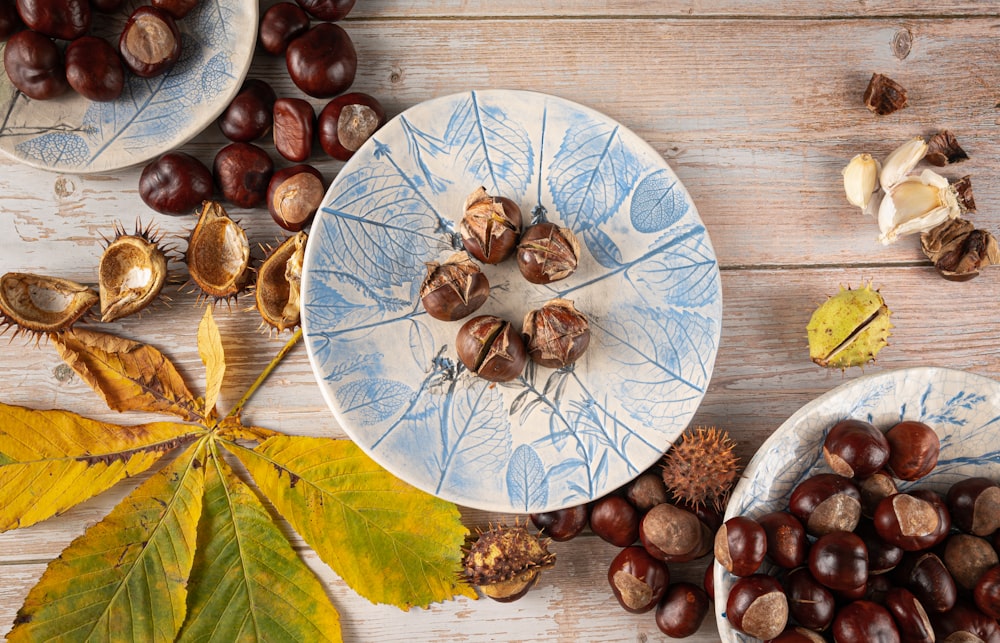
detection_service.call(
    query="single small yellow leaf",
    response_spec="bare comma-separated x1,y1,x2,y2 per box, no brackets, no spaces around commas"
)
217,419,282,442
227,436,476,610
53,327,203,421
197,306,225,416
0,401,201,532
9,441,206,642
178,447,342,643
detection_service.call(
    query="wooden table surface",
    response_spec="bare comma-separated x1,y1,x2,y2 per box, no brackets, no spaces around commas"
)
3,2,1000,641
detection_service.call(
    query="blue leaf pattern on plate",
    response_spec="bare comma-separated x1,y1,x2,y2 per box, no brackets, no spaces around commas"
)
630,169,689,233
336,378,413,427
506,445,548,511
15,133,88,166
627,225,719,307
582,228,624,268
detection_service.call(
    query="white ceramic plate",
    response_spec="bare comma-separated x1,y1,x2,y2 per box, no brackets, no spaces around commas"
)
302,89,722,513
717,366,1000,641
0,0,256,173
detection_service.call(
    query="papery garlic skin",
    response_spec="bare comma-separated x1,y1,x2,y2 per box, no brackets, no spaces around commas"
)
878,169,961,245
880,137,928,191
843,153,881,212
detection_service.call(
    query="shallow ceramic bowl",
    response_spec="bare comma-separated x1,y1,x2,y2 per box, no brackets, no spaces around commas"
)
302,89,722,513
716,366,1000,641
0,0,256,173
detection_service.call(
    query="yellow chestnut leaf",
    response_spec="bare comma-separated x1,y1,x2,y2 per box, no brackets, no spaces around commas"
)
197,306,225,417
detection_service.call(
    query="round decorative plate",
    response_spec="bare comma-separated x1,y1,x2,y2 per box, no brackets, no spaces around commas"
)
0,0,256,173
717,366,1000,641
302,90,722,513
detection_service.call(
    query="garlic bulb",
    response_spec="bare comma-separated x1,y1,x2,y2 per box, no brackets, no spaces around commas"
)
879,137,928,191
842,153,881,215
878,169,962,245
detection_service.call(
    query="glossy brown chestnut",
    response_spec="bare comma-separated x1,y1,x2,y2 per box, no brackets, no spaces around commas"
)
294,0,354,20
808,530,868,591
318,92,386,161
285,22,357,98
139,152,214,215
640,502,705,562
64,36,124,102
418,253,489,322
3,29,68,100
455,314,526,382
259,2,310,55
947,477,1000,536
865,571,895,604
703,561,714,601
91,0,124,12
522,299,590,368
756,511,807,569
219,79,276,142
119,6,181,78
874,492,948,551
931,601,1000,643
0,0,22,39
589,495,639,547
885,587,934,643
944,534,999,591
856,519,903,575
884,421,940,481
768,627,827,643
655,582,709,638
213,143,274,209
273,97,315,162
788,473,862,536
625,472,668,512
973,565,1000,619
460,187,522,264
529,504,589,542
151,0,198,19
266,164,324,232
784,566,835,631
832,600,900,643
823,418,890,478
895,552,957,613
516,222,581,284
858,471,898,518
714,516,766,577
607,546,669,614
16,0,89,40
725,574,788,640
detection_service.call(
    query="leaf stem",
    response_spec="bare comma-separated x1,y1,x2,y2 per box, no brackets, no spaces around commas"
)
226,328,302,420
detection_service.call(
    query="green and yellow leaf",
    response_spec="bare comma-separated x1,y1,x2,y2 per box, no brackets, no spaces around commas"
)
178,445,342,643
197,307,225,417
0,402,200,532
53,327,203,422
9,441,206,643
227,436,476,610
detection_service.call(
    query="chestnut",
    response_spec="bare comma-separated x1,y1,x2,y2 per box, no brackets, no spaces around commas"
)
884,421,940,481
858,471,898,518
119,6,181,78
865,571,895,604
273,97,315,162
895,552,957,613
822,418,890,478
522,299,590,368
455,315,526,382
294,0,354,20
139,152,214,215
16,0,89,40
419,254,490,322
885,587,934,643
213,143,274,209
832,600,900,643
944,534,999,591
784,566,835,631
64,36,124,102
788,473,862,536
219,79,277,143
808,530,868,591
769,627,827,643
725,574,788,640
654,582,709,638
874,492,948,551
856,519,903,575
714,516,766,577
589,495,639,547
516,222,581,284
607,546,669,614
756,511,807,569
318,92,386,161
460,187,522,264
3,29,68,100
0,0,22,39
285,22,357,98
259,2,310,55
973,565,1000,619
931,601,1000,643
266,164,325,232
625,472,668,512
639,502,705,562
91,0,124,12
947,477,1000,536
151,0,198,19
529,504,588,542
703,560,714,601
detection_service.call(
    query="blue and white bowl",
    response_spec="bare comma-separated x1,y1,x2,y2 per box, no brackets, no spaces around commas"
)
717,366,1000,641
302,90,722,513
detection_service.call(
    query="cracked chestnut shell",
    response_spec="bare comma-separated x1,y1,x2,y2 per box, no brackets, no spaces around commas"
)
460,187,522,264
522,299,590,368
517,222,580,284
455,315,526,382
419,253,489,322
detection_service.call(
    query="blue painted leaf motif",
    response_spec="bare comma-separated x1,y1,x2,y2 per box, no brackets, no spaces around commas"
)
199,52,235,96
630,169,689,233
408,318,436,372
336,378,413,426
506,444,548,511
303,265,407,334
443,93,533,197
548,117,641,231
582,228,623,268
400,117,452,195
15,133,89,167
628,225,719,307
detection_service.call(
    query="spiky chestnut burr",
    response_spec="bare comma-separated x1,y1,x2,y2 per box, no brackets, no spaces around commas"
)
806,283,892,370
98,221,170,322
661,426,740,511
462,522,555,602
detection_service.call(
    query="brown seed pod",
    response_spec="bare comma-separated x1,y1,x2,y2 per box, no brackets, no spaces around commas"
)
459,186,522,264
98,223,169,322
0,272,97,336
463,523,555,602
419,253,490,321
255,231,307,332
185,201,252,301
522,298,591,368
661,426,740,510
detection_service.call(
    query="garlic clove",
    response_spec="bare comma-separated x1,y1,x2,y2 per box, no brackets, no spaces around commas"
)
842,153,881,211
879,137,928,191
878,169,961,245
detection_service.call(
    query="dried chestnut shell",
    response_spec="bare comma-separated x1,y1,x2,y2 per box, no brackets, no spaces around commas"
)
266,164,324,232
832,600,900,643
947,477,1000,536
259,2,310,55
16,0,89,40
255,231,306,332
64,36,124,102
655,582,709,638
714,516,766,577
3,30,69,100
285,22,357,98
522,299,590,368
809,530,868,591
213,143,274,209
517,222,581,284
529,504,588,542
119,6,181,78
273,97,315,162
419,253,489,322
784,566,835,631
884,421,940,480
186,201,251,300
294,0,354,20
98,229,168,323
608,546,669,614
139,152,214,216
219,79,277,143
822,418,889,478
318,92,386,161
589,495,639,547
863,72,908,116
455,314,526,382
788,473,862,536
757,511,807,570
726,574,788,640
0,272,97,334
460,187,522,264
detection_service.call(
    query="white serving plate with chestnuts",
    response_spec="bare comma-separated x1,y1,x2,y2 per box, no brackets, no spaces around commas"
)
717,366,1000,642
0,0,256,173
301,89,722,513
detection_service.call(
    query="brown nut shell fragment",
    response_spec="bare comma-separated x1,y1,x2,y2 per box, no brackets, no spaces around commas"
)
255,231,306,332
863,72,908,115
0,272,97,335
98,227,168,322
186,201,252,300
921,218,1000,281
926,130,969,167
522,298,590,368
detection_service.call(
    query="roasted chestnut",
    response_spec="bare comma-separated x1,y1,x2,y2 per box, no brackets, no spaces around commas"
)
258,2,310,55
590,495,640,547
318,92,386,161
725,574,788,640
460,187,522,264
455,315,526,382
516,222,581,284
832,600,900,643
822,418,890,478
213,143,274,209
808,530,868,591
219,79,277,143
294,0,354,20
529,504,589,542
119,6,181,78
266,164,324,231
139,152,214,215
3,29,68,100
64,36,124,102
607,546,669,614
655,582,709,638
788,473,862,536
522,299,590,368
285,22,357,98
419,253,489,322
273,97,315,162
884,421,940,481
947,477,1000,536
756,511,808,569
16,0,89,40
714,516,766,577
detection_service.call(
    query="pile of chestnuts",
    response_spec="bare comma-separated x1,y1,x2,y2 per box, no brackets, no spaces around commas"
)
721,417,1000,642
419,186,590,382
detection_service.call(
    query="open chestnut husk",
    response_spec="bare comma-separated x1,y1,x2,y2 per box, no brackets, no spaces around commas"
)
0,272,97,335
522,299,590,368
98,225,168,322
255,231,306,332
516,222,580,284
419,253,489,322
455,315,526,382
459,187,522,264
